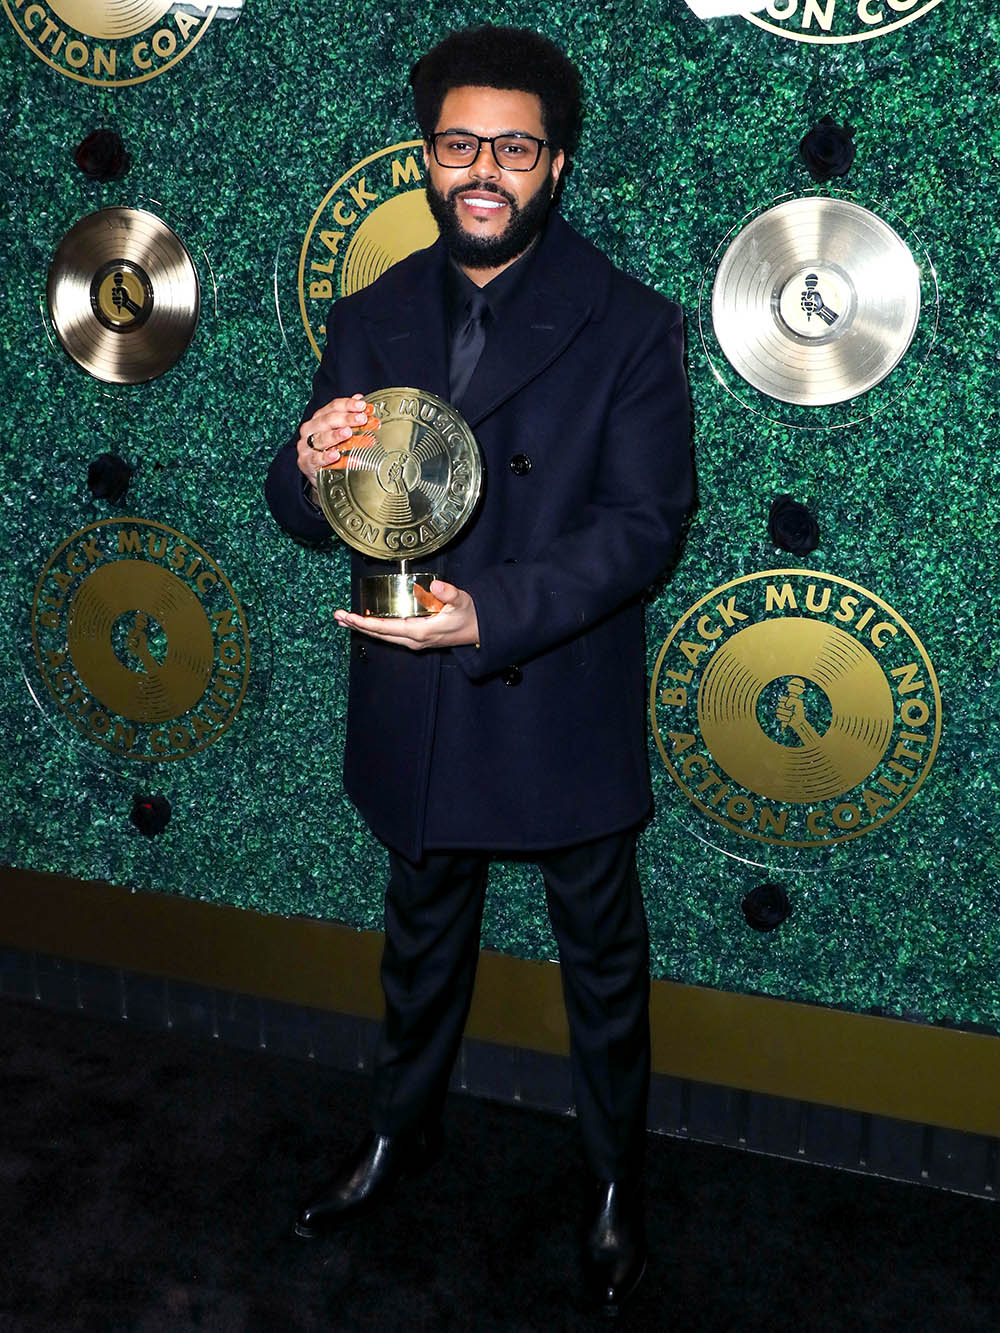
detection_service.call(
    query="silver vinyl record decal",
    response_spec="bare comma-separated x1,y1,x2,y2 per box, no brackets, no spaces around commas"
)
711,197,920,406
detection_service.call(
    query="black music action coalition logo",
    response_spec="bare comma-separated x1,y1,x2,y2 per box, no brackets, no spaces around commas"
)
31,519,250,761
650,570,941,847
747,0,941,43
685,0,941,43
298,140,438,360
3,0,218,85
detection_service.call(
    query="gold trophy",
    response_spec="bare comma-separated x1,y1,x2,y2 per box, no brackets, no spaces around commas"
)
316,387,482,617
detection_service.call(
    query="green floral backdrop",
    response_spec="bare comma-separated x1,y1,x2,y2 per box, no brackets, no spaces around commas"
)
2,0,997,1026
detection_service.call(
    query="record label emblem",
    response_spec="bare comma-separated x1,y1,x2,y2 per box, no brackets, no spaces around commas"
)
2,0,219,85
31,520,250,762
778,267,849,338
48,208,199,384
299,140,439,360
90,260,154,332
650,570,941,847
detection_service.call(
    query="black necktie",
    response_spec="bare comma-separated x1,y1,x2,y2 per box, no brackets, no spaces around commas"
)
448,290,490,409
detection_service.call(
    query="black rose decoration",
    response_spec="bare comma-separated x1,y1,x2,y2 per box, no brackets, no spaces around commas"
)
799,115,856,183
87,452,133,504
73,129,130,182
768,495,819,556
742,883,792,933
130,794,171,837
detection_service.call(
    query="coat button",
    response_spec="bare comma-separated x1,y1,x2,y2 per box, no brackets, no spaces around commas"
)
501,665,522,687
509,454,532,476
355,641,367,660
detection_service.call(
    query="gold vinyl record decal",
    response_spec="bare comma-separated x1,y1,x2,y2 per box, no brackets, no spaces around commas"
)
66,561,215,724
697,617,894,804
650,570,941,850
46,0,172,40
30,519,253,764
340,191,438,298
47,208,199,384
711,197,920,406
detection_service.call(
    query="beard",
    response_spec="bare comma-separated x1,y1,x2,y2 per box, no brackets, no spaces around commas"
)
425,175,553,269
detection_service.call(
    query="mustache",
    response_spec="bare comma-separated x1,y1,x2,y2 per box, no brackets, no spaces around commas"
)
447,182,518,208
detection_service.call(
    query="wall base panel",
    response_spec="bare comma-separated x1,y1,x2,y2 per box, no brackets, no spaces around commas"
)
4,866,1000,1140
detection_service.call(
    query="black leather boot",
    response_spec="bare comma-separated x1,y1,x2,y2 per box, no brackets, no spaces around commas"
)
294,1128,439,1238
583,1180,647,1316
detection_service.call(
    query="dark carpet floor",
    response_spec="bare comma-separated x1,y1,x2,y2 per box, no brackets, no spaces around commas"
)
0,996,997,1333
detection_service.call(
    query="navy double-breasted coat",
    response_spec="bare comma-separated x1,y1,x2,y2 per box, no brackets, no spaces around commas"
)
266,213,692,861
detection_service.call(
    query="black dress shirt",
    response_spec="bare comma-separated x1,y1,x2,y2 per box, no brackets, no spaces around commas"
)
425,244,539,846
444,243,539,406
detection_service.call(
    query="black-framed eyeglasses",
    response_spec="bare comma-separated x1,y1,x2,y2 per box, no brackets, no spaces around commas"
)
430,131,551,172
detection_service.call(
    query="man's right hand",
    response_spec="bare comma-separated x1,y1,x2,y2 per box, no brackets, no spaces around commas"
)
296,393,369,488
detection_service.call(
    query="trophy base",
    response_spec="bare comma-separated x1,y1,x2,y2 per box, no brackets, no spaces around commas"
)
360,571,443,618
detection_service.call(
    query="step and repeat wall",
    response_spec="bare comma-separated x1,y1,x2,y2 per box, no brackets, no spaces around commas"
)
2,1,996,1027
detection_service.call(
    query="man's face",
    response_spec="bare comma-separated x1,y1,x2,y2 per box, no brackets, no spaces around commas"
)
423,85,565,272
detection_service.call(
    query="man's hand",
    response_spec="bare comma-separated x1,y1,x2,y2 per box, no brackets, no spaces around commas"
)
297,393,370,488
334,580,480,651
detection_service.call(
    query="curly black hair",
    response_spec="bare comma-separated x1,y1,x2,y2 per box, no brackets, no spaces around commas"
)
410,26,582,157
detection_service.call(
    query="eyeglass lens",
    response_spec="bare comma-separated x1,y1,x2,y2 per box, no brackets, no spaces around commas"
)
434,134,542,171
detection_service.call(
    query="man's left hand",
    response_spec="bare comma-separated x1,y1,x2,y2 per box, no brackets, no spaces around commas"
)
334,580,480,651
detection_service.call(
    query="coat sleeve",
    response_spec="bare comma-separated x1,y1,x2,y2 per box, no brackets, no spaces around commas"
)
452,305,692,679
263,315,344,542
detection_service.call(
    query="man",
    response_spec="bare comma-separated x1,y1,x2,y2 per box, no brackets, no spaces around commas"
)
266,25,692,1313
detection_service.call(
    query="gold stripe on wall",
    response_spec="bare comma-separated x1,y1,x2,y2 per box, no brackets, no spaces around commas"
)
2,867,998,1138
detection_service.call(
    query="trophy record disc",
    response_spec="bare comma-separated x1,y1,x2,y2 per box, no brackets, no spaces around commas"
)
47,207,200,384
711,197,921,406
316,387,482,617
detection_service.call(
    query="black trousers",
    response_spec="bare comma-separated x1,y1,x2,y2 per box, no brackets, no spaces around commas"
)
371,829,650,1180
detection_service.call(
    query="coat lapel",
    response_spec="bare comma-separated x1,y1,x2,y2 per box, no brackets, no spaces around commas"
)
358,242,450,400
355,216,606,420
459,287,591,428
459,216,598,428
